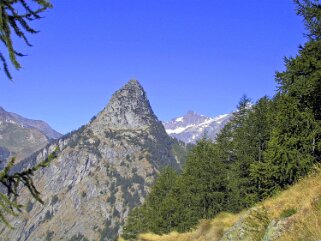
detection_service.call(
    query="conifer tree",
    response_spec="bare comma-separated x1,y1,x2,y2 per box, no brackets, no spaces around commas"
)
0,0,52,80
123,166,179,238
250,0,321,197
122,206,148,240
216,96,273,209
217,96,254,210
180,139,228,220
0,148,58,227
295,0,321,40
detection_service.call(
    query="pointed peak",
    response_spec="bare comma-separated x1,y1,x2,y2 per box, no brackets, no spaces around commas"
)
126,79,141,86
120,79,144,91
115,79,145,96
185,110,203,117
186,110,196,115
90,80,160,132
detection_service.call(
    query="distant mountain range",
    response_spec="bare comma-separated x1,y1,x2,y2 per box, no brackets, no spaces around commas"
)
0,106,62,168
163,111,232,143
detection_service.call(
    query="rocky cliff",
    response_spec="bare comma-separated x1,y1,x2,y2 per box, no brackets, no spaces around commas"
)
0,80,184,241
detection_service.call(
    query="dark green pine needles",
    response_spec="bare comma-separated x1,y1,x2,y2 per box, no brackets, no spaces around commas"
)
0,147,59,227
0,0,52,80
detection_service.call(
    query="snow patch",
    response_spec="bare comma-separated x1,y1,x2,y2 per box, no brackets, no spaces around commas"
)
213,114,229,121
175,117,184,122
166,124,194,134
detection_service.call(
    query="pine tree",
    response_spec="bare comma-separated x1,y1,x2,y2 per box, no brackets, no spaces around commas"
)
219,95,255,210
295,0,321,40
251,94,318,197
180,139,228,221
216,96,273,209
123,166,179,238
122,206,148,240
247,0,321,199
0,148,58,227
0,0,52,80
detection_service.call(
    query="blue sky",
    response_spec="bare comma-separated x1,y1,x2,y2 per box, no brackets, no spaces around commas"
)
0,0,306,134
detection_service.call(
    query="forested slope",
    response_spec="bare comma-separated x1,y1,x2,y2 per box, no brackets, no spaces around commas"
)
121,1,321,240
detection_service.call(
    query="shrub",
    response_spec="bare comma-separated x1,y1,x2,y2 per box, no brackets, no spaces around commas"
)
280,208,297,218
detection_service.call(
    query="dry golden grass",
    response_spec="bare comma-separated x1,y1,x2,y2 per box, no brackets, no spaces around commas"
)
134,212,239,241
120,166,321,241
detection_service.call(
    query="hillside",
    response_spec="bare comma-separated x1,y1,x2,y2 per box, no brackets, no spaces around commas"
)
0,80,188,241
0,107,62,168
129,166,321,241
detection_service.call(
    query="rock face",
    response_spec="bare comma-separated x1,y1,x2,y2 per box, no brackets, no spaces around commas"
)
163,111,231,144
0,107,62,168
91,80,160,131
0,80,183,241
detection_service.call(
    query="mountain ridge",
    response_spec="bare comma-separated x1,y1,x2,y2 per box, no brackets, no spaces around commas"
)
0,106,62,140
163,111,231,143
0,80,186,241
0,107,62,168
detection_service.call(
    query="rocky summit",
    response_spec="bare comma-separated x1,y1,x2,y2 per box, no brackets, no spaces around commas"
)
91,80,161,132
0,80,185,241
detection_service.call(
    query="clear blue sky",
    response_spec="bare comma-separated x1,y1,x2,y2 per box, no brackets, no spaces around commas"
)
0,0,306,134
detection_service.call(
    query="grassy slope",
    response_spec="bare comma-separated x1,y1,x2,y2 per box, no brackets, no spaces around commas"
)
120,166,321,241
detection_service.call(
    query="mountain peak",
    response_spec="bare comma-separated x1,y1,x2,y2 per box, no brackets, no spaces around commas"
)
126,79,142,87
163,111,232,143
185,110,203,118
90,80,160,132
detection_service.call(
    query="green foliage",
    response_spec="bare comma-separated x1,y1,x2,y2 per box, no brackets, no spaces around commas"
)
171,138,193,167
280,208,297,218
0,147,59,227
123,1,321,239
124,141,229,238
250,1,321,197
295,0,321,40
180,139,228,220
123,207,148,240
123,166,179,238
0,0,52,80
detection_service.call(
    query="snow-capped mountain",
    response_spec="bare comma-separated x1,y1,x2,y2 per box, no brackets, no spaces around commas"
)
163,111,232,143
